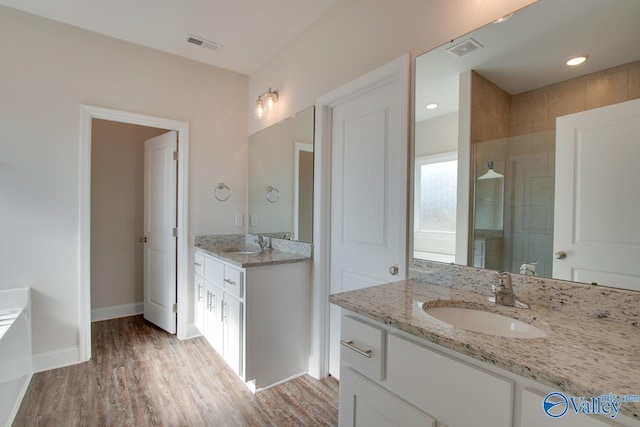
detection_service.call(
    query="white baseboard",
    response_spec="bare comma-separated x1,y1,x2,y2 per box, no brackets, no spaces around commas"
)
186,323,202,340
32,346,81,373
91,302,143,322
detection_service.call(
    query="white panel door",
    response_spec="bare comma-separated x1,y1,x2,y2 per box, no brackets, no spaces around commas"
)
554,98,640,290
329,62,408,378
143,131,178,333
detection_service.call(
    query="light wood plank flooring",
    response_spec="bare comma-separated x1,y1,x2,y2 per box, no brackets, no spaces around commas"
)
14,315,338,426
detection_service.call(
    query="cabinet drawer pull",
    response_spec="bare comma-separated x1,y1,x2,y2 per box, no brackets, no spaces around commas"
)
195,262,202,267
224,278,236,286
340,340,372,358
198,284,203,301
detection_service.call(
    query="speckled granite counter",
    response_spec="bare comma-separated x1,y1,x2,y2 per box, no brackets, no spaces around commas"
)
194,234,311,268
329,261,640,419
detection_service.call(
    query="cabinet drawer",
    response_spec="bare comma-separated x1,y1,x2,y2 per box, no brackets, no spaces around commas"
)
340,316,385,382
386,333,513,427
194,253,204,276
223,265,243,299
204,255,224,286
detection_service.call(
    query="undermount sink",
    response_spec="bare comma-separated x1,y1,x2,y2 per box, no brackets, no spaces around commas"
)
423,305,547,339
223,248,262,255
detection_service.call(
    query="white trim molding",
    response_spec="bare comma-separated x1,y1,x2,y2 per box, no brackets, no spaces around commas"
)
310,54,410,379
79,105,190,363
33,346,81,373
91,302,144,322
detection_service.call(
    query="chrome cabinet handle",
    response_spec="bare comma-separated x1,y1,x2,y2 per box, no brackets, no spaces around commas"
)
206,291,211,310
221,301,226,322
340,340,372,358
554,251,567,260
224,278,236,286
389,265,399,275
139,237,148,243
212,294,216,313
198,284,203,301
194,262,202,267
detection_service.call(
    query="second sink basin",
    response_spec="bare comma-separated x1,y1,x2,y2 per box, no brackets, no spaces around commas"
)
423,305,547,339
223,248,262,255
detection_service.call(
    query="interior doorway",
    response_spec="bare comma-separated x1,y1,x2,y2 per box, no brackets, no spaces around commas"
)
90,120,168,323
79,105,190,362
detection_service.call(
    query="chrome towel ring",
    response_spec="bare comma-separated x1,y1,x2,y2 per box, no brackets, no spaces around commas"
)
214,182,231,201
266,186,280,203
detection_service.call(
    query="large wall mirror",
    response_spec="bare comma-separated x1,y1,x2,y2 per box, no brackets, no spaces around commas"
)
248,106,314,243
413,0,640,289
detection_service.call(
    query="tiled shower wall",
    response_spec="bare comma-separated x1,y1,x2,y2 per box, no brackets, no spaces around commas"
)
470,59,640,277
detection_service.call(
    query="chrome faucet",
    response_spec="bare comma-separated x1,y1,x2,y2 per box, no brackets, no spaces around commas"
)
490,271,529,309
256,235,270,252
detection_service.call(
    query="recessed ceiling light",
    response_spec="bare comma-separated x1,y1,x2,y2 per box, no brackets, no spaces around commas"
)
425,103,439,110
566,55,589,66
493,13,513,24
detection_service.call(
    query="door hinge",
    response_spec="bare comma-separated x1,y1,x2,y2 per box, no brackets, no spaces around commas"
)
172,227,178,237
173,151,179,161
172,303,178,313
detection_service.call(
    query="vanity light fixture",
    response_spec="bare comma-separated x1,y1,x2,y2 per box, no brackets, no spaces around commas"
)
566,55,589,66
254,87,279,119
425,103,439,110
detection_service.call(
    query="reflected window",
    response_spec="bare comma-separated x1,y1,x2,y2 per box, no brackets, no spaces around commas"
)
414,152,457,262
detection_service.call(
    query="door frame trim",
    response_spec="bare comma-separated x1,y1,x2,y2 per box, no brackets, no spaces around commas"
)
79,105,190,362
310,54,410,379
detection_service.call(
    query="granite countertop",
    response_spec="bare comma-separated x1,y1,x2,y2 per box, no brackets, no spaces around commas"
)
194,240,310,268
329,277,640,419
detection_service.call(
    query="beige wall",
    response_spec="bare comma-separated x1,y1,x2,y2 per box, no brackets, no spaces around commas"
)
511,60,640,136
0,5,248,363
248,0,537,135
415,111,459,157
90,120,166,311
471,71,511,144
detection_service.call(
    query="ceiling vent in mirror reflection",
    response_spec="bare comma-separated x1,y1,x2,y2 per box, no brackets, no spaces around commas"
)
446,38,483,58
186,33,222,51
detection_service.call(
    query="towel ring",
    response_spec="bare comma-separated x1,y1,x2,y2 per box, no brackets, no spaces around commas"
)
266,186,280,203
214,183,231,201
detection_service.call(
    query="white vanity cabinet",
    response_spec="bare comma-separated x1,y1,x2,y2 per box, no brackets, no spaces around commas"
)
339,315,511,427
194,249,310,391
339,313,633,427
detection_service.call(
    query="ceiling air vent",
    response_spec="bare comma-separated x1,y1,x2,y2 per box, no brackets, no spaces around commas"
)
186,33,222,52
446,38,483,58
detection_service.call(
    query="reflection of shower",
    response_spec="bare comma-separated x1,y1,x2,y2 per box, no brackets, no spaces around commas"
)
478,161,504,180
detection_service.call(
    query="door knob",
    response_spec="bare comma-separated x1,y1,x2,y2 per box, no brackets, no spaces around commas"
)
139,236,148,243
554,251,567,260
389,265,399,275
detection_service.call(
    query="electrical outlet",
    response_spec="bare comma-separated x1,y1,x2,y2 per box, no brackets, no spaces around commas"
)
234,214,243,227
250,215,258,226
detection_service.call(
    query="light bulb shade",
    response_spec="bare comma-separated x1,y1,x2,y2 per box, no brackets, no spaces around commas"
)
265,90,278,110
255,98,265,119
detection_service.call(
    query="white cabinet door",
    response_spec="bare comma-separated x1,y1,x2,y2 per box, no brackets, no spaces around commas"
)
210,283,224,355
194,273,205,334
521,389,619,427
223,294,243,376
339,367,436,427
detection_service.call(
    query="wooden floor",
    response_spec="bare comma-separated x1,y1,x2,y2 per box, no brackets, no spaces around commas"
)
14,315,339,426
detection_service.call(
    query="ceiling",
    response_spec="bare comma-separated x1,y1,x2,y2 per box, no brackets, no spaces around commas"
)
415,0,640,122
0,0,340,75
